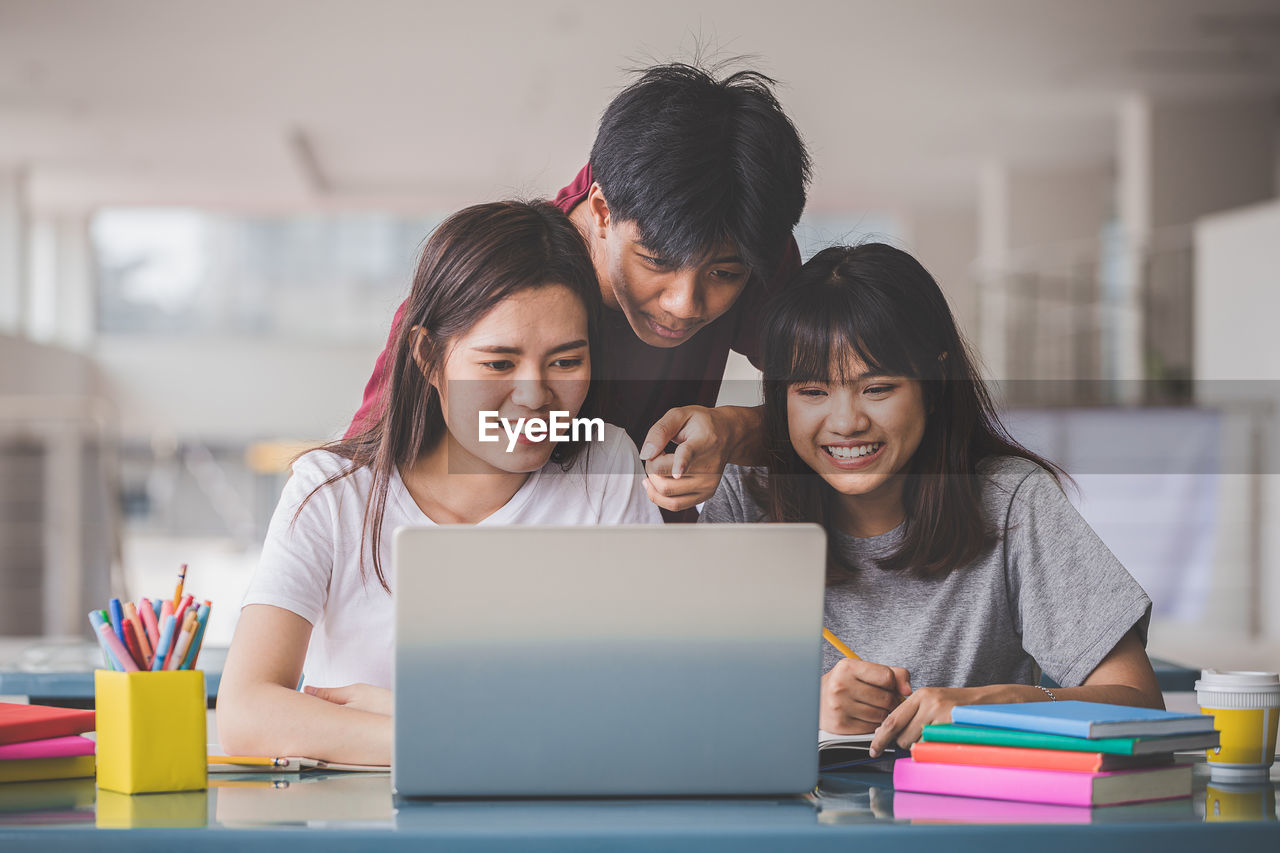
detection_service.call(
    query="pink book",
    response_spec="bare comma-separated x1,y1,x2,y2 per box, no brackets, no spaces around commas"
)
892,757,1192,807
894,791,1094,823
892,790,1196,824
0,735,96,761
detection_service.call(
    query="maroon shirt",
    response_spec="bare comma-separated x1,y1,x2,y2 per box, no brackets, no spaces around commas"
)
346,166,801,513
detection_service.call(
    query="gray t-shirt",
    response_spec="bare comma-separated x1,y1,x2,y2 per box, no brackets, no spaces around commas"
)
699,456,1152,689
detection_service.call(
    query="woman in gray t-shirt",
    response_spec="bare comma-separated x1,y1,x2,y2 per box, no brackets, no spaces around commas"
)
699,243,1163,757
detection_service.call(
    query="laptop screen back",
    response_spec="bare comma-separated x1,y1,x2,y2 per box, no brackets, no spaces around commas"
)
392,524,826,797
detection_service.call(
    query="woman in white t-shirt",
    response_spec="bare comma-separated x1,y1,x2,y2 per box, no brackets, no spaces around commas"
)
217,201,660,765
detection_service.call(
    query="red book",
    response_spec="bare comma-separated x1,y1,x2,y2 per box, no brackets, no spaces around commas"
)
910,741,1173,772
0,703,96,746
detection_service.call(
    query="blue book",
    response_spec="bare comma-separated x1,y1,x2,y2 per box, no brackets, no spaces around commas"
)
950,700,1216,739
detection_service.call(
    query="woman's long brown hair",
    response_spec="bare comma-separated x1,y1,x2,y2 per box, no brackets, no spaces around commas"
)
297,200,603,592
748,243,1065,581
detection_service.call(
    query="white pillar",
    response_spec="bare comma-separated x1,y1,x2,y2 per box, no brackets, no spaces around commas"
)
0,169,27,335
1118,94,1278,385
904,205,980,343
977,163,1011,380
27,214,96,349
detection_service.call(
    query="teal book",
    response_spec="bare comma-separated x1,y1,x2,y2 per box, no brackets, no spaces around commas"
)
950,700,1216,739
921,723,1219,756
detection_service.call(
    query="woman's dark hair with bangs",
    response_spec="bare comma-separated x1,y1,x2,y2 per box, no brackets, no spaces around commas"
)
748,243,1064,580
589,61,810,281
299,200,604,593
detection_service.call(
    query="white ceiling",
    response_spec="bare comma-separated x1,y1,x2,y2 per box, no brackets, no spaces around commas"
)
2,0,1278,215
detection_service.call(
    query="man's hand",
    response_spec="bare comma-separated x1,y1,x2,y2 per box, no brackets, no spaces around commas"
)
639,405,736,512
304,683,393,717
820,658,913,734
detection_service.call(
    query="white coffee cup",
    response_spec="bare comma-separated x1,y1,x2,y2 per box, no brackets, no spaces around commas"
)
1194,670,1280,781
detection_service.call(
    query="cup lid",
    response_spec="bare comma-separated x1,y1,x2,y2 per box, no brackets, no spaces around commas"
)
1196,669,1280,690
1208,764,1273,783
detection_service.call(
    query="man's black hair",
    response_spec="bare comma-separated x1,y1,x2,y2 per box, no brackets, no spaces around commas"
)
589,62,811,280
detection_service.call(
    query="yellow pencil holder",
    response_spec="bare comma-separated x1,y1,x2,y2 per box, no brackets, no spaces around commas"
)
95,669,208,794
96,788,209,828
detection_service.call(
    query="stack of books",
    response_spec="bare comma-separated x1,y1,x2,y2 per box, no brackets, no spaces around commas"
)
893,700,1219,807
0,702,97,784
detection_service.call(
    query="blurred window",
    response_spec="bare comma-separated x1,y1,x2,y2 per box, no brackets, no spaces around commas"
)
90,208,900,340
91,208,442,341
793,214,904,262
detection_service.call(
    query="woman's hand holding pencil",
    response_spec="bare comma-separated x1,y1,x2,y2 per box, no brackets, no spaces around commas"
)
820,658,913,734
819,630,912,737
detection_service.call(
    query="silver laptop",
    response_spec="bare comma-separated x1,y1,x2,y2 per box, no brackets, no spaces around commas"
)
392,524,826,797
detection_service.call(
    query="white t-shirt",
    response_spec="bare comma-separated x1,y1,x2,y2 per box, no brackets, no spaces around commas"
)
242,424,660,688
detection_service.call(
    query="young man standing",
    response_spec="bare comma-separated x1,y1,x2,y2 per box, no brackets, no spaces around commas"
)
349,63,810,518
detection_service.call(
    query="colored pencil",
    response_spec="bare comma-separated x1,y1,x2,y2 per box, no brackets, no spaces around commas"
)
181,602,211,670
159,599,174,653
173,593,195,630
823,628,861,661
127,616,152,669
88,612,123,671
166,611,198,670
150,614,177,672
139,597,161,647
173,563,188,609
120,619,145,669
108,598,126,646
207,756,291,767
822,627,908,707
96,622,139,672
124,602,153,663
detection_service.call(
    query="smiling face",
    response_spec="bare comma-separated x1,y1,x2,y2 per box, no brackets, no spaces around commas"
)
430,284,591,474
786,352,927,523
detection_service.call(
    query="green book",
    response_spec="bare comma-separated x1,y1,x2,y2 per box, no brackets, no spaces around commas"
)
920,723,1219,755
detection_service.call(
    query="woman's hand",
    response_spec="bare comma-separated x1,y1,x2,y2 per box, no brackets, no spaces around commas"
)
304,683,393,717
820,658,913,734
864,629,1165,756
218,605,391,765
868,686,977,756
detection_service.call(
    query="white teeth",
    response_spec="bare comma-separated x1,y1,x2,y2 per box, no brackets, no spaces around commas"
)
824,443,882,460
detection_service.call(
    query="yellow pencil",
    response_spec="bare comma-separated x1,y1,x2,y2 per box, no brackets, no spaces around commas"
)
824,627,907,706
173,563,188,609
207,755,290,767
822,627,861,660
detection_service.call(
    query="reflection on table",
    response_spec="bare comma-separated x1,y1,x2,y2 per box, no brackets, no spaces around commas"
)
0,758,1274,834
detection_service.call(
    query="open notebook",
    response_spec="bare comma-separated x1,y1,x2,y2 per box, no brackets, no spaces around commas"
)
818,730,899,769
820,730,874,750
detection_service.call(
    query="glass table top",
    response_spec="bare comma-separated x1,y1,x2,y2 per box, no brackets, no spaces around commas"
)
0,759,1274,831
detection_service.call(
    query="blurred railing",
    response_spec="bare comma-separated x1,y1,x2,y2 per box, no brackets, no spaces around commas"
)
978,226,1194,406
977,228,1274,642
0,396,120,636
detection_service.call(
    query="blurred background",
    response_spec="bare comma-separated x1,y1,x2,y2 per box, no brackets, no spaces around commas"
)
0,0,1278,668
